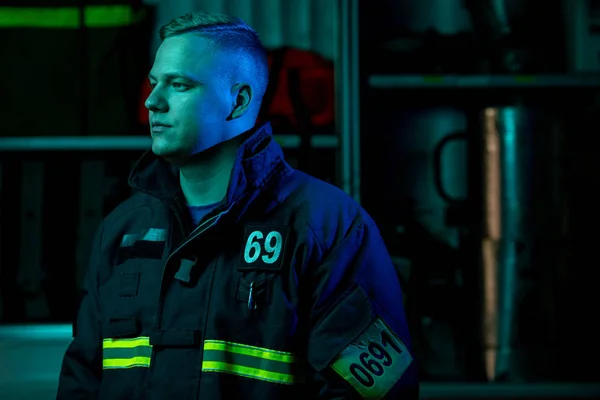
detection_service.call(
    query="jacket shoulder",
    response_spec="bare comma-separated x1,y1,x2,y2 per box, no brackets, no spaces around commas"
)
281,171,372,248
103,192,161,227
96,192,164,251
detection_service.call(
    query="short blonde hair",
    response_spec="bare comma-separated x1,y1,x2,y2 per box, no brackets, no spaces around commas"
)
159,12,269,99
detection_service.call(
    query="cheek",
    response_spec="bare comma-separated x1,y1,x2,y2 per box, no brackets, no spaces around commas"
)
174,90,228,131
174,98,199,130
201,87,230,117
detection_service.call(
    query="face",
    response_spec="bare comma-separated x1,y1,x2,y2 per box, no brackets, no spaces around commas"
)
145,35,234,163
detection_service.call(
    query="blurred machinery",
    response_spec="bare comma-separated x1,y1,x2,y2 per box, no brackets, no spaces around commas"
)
359,0,600,386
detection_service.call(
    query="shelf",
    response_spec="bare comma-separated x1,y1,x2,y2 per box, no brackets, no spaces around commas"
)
420,383,600,399
0,134,339,151
369,74,600,89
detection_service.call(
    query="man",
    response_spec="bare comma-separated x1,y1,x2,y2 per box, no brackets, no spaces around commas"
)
57,12,418,400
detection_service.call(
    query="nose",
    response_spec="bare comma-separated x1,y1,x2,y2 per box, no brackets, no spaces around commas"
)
144,86,167,112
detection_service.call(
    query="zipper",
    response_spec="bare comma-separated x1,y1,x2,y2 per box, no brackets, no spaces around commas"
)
167,212,221,263
154,200,236,329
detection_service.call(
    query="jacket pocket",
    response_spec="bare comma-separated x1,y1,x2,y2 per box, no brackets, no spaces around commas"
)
103,317,139,339
235,270,277,311
108,258,160,309
118,269,141,297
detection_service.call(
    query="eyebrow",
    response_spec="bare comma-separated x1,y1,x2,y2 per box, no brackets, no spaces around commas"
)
148,72,201,83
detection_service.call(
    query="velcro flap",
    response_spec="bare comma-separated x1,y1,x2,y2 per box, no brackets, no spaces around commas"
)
307,285,373,372
105,318,139,338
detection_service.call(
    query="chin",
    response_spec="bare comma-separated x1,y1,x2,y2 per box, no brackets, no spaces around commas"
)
152,139,192,165
151,139,168,156
151,138,175,157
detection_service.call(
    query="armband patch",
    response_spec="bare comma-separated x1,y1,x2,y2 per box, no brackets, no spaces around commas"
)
330,317,413,400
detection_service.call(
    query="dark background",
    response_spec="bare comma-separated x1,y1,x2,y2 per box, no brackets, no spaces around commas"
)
1,0,600,398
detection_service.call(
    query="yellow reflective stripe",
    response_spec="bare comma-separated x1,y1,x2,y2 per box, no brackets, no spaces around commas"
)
0,6,141,29
102,336,152,370
102,336,150,349
103,356,151,369
204,339,297,363
202,340,302,385
202,361,297,384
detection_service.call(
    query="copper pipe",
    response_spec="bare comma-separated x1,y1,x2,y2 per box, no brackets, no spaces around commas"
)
482,107,502,381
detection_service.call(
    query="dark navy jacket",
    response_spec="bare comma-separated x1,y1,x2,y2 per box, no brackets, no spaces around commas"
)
57,123,419,399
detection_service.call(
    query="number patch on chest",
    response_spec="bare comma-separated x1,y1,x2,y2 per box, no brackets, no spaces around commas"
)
331,317,413,400
237,225,289,271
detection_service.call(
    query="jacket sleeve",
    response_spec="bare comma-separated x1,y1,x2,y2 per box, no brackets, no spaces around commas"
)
57,223,105,399
303,211,419,400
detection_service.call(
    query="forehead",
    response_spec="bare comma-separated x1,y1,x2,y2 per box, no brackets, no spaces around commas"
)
151,34,223,78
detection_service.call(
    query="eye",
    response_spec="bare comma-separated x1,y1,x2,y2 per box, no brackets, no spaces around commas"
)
172,82,189,90
148,81,156,89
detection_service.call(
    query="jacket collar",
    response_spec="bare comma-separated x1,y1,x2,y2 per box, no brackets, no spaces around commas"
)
128,122,290,204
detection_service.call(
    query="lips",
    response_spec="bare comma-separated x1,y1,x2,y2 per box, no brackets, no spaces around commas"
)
151,121,171,134
151,121,171,128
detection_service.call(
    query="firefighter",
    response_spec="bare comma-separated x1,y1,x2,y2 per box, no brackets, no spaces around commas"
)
57,11,419,399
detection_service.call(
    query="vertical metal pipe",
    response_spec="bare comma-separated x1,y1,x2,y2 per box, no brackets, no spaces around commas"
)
338,0,361,202
350,0,361,203
481,106,522,381
0,164,3,320
481,108,502,381
79,0,89,137
496,107,520,379
338,0,352,197
18,162,49,319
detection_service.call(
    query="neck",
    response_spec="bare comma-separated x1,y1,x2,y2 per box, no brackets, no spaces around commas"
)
179,137,243,206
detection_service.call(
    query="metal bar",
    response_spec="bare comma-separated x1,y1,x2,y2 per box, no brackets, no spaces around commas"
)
0,135,339,151
481,108,503,381
0,324,73,340
311,135,339,149
0,163,3,320
76,162,106,291
349,0,361,203
564,1,593,73
420,383,600,399
369,74,600,89
79,1,89,138
0,137,151,151
338,0,352,198
496,107,521,380
18,162,49,320
337,0,361,202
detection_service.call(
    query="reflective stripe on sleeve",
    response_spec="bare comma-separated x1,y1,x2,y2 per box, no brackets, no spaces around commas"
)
102,336,152,369
202,339,302,385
